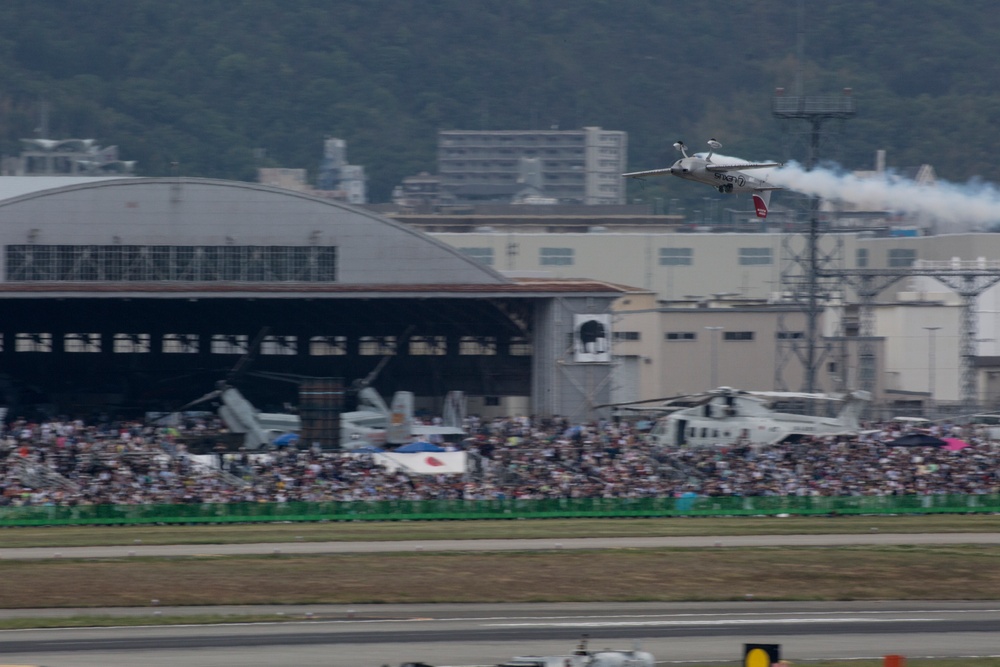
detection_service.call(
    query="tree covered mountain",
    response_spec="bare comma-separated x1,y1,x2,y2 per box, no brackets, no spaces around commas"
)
1,0,998,202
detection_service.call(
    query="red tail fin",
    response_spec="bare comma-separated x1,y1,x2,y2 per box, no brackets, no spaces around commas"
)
752,192,769,218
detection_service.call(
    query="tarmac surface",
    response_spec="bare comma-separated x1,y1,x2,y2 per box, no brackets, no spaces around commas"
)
2,601,1000,666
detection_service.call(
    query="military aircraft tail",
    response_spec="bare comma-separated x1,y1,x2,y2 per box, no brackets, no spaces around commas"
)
386,390,415,444
442,390,466,428
836,390,872,429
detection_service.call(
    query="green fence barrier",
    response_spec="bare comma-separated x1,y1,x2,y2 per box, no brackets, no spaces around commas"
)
0,493,998,526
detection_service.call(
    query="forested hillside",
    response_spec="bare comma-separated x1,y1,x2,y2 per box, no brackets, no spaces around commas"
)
1,0,999,202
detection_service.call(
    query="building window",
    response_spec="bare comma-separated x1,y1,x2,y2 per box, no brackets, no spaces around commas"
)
64,333,101,353
309,335,347,356
856,248,869,268
16,333,52,352
261,335,297,356
738,247,773,266
540,247,574,266
163,334,199,354
613,331,641,341
724,331,755,341
776,331,804,339
460,247,494,266
211,334,249,355
359,336,397,356
459,336,497,355
113,333,150,353
409,335,447,356
4,245,337,282
509,336,533,355
659,247,693,266
665,332,697,341
888,248,917,267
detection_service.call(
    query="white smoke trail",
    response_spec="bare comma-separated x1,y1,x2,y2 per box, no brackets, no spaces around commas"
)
767,161,1000,230
699,151,1000,229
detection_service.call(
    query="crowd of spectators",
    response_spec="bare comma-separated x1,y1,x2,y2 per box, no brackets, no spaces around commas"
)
0,414,998,507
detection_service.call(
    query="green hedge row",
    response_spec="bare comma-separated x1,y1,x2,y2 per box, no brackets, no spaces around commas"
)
1,494,997,526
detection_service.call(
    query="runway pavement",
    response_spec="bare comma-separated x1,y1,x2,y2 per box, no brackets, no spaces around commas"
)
2,601,1000,666
2,531,1000,560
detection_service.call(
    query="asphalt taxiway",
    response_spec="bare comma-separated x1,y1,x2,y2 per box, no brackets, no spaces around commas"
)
1,601,999,667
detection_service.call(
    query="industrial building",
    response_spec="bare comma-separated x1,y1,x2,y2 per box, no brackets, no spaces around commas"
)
428,227,1000,414
436,127,628,206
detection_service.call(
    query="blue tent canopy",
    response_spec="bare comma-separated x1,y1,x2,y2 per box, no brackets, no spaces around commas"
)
395,441,445,453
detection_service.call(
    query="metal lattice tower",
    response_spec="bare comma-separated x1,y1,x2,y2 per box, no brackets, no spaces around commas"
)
772,91,856,393
830,261,1000,412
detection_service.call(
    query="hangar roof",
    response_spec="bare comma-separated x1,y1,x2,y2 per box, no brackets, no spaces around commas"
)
0,177,631,299
0,176,128,201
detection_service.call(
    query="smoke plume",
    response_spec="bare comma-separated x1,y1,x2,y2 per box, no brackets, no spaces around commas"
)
766,161,1000,230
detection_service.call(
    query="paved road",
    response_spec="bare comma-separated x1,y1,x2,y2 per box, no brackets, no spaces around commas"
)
3,531,1000,560
2,601,999,666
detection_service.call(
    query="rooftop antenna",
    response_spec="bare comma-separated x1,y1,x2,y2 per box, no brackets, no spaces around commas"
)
35,100,50,138
795,0,805,97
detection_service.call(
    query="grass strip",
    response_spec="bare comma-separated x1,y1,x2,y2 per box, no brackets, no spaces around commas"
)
1,545,998,607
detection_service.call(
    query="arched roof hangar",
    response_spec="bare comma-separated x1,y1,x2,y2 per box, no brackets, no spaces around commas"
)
0,178,625,419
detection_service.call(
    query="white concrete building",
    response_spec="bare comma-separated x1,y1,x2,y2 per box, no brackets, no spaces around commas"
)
431,230,1000,412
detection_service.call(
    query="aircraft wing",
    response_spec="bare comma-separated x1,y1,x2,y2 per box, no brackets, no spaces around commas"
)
622,168,672,178
705,162,781,172
747,391,841,401
616,405,685,414
412,425,466,436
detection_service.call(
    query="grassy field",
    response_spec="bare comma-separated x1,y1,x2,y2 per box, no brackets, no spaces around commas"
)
1,544,998,608
2,514,999,548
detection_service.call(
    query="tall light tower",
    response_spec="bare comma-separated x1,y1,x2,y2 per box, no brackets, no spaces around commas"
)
772,89,855,394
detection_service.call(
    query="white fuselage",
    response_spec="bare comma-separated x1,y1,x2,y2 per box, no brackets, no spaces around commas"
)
647,393,859,448
670,156,771,194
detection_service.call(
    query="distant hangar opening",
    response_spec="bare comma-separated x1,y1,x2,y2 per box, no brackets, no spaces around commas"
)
0,178,625,421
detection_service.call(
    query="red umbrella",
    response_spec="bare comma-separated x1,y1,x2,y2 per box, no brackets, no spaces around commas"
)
943,437,970,451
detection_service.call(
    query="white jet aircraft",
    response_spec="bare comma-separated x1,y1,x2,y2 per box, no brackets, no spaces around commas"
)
623,139,782,218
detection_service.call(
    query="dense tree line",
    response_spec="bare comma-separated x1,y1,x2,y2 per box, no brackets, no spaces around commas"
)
0,0,998,203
